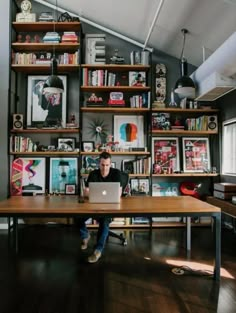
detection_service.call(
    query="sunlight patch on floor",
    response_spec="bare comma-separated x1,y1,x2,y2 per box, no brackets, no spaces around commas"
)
166,259,234,279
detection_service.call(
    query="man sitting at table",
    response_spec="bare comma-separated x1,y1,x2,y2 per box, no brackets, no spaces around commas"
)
77,151,122,263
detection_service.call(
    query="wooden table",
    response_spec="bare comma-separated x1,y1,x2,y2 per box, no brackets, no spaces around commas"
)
0,195,221,280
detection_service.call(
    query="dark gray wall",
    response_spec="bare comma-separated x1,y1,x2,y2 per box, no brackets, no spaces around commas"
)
0,0,11,200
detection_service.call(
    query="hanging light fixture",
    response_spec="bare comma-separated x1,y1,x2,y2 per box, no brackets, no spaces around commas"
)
43,0,64,94
174,29,195,99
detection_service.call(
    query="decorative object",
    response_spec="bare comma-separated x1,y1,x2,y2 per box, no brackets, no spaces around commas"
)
57,137,76,151
155,63,166,106
65,183,76,195
11,157,46,195
87,93,103,106
27,75,67,128
174,29,195,99
110,49,125,64
113,115,144,149
82,156,100,173
108,92,125,106
87,118,108,144
182,137,211,172
49,158,78,194
129,71,146,86
82,141,94,152
152,137,180,173
16,0,36,22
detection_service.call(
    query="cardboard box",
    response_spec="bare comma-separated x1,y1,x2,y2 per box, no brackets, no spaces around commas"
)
213,190,236,200
214,183,236,192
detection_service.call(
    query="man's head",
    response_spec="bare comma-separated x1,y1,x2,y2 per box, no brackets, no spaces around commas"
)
99,151,112,177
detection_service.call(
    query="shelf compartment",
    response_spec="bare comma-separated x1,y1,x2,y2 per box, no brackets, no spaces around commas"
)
10,152,79,156
81,107,149,113
11,128,79,134
12,22,81,32
152,173,219,177
82,64,150,71
151,130,218,135
12,43,80,52
11,64,80,73
152,108,219,113
80,151,150,156
81,86,150,92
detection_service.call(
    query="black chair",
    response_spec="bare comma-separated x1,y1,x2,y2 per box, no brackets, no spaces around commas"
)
108,171,129,245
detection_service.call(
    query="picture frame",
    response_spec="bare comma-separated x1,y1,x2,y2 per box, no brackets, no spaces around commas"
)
152,137,180,173
111,162,116,168
182,137,211,172
11,157,46,195
113,115,144,149
65,183,76,195
57,137,76,151
49,158,78,194
82,141,94,152
27,75,67,128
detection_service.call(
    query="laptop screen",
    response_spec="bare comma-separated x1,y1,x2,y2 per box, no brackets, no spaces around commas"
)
89,182,121,203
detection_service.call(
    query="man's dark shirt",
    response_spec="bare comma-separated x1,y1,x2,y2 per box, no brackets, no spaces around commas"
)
85,168,121,187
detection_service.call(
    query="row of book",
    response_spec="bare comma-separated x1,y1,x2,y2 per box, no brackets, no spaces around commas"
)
10,135,36,153
130,92,151,108
82,69,146,87
12,51,79,65
121,157,151,175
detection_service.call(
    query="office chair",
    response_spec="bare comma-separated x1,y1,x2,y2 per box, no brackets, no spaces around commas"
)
108,171,129,246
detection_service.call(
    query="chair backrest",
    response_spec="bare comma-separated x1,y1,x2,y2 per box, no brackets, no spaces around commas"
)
120,171,129,196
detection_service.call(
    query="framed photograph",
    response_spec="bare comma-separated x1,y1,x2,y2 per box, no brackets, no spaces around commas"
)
11,157,46,195
111,162,116,168
138,178,150,194
114,115,144,148
49,158,78,194
57,137,76,151
82,141,94,152
152,137,180,172
65,184,76,195
182,137,211,172
27,75,67,128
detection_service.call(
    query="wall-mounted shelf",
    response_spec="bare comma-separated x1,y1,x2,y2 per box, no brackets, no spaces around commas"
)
81,107,149,113
151,130,217,135
11,128,79,134
12,22,81,32
11,64,80,73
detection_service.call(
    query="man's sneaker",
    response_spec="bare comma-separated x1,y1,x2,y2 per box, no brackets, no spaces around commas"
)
88,250,102,263
81,235,90,250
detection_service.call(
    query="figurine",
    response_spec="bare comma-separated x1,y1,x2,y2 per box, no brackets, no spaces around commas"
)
16,0,36,22
25,34,31,43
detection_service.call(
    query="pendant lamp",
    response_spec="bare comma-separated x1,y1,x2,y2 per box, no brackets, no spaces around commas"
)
174,29,195,99
43,0,64,94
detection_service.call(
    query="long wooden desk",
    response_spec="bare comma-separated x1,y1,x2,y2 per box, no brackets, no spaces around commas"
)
0,195,221,280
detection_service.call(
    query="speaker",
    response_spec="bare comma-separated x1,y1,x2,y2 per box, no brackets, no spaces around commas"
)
13,114,23,130
207,115,218,132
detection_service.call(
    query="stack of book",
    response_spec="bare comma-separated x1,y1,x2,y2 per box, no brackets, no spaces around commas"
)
43,32,60,43
61,32,78,43
38,12,54,22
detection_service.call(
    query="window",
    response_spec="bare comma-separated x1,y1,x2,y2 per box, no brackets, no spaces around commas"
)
222,118,236,175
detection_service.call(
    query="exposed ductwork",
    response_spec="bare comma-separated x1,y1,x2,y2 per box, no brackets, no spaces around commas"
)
191,32,236,101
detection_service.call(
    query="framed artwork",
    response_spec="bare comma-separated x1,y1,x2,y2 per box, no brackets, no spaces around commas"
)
152,137,180,172
182,137,211,172
65,184,76,195
82,141,94,152
82,156,100,173
27,75,67,128
57,137,76,151
49,158,78,193
11,157,46,195
113,115,144,148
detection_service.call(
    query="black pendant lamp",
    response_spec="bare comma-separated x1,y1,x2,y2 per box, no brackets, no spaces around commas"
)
174,29,195,99
43,0,64,94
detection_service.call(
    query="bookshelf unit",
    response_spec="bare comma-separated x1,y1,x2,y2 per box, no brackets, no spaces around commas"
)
10,20,82,205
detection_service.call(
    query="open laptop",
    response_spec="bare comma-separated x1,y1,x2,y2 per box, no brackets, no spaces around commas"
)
89,182,121,203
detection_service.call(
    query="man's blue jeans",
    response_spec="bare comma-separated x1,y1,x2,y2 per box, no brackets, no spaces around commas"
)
78,218,111,252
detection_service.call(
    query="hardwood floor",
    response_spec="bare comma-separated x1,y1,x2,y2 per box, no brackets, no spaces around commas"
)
0,225,235,313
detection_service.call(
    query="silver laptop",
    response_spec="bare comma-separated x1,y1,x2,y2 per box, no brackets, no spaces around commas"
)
89,182,121,203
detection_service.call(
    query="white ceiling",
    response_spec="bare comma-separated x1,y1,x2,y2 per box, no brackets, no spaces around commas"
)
38,0,236,67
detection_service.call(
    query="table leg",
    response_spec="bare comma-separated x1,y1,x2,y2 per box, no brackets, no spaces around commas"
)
13,217,18,254
213,214,221,281
186,217,191,251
